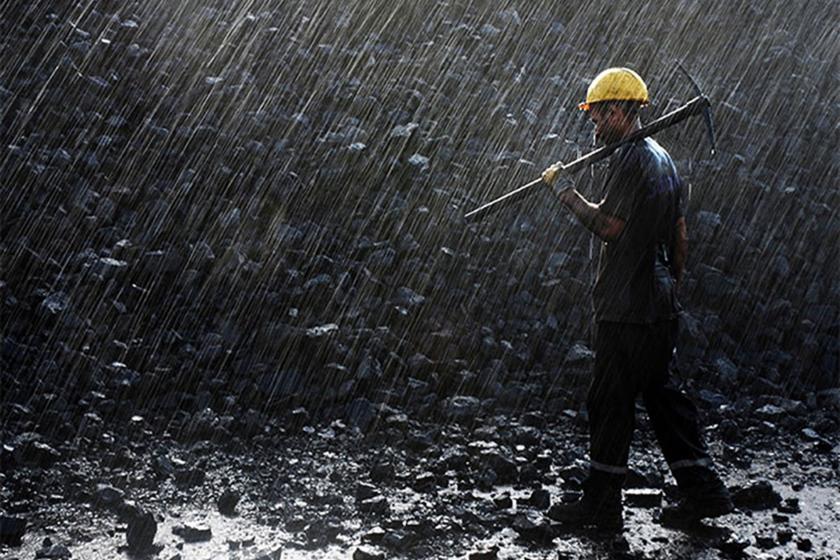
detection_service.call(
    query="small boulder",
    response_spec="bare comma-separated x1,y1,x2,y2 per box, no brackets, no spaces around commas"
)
173,523,212,542
126,509,156,552
0,515,27,546
732,480,782,510
217,489,240,515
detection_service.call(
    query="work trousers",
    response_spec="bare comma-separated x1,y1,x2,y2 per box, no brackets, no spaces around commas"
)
586,319,719,490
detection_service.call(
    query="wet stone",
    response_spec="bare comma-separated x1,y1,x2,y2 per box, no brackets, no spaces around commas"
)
358,496,389,514
776,528,793,545
479,451,518,483
0,515,27,546
492,492,513,510
523,487,551,509
732,480,782,510
126,509,157,551
369,462,395,483
217,489,240,515
777,497,800,514
385,527,422,550
355,482,379,501
512,513,556,544
625,488,662,508
353,546,386,560
174,467,206,487
173,523,212,542
94,483,125,507
468,546,499,560
413,471,437,492
406,430,434,452
718,534,750,557
12,434,61,467
35,538,71,559
443,395,480,421
754,532,776,549
361,526,386,544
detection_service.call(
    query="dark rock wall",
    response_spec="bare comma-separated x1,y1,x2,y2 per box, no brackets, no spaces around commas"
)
1,1,837,427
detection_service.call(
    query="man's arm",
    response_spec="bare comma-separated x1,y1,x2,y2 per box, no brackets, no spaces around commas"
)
673,217,688,287
554,187,626,242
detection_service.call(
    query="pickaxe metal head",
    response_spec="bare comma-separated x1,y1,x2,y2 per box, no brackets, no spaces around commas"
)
677,62,716,156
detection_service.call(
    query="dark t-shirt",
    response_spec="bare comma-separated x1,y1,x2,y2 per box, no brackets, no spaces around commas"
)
593,137,685,324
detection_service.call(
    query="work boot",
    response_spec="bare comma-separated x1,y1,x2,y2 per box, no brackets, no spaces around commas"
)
546,477,623,531
659,479,734,526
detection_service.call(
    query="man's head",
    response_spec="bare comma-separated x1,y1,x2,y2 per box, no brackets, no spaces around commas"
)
588,100,642,145
580,67,648,144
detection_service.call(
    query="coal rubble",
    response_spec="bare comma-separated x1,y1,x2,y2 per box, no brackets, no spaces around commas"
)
1,0,838,559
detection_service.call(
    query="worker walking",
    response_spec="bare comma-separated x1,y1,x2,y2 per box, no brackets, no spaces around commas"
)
541,68,733,530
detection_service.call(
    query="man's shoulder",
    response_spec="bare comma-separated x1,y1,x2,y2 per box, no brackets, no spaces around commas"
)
640,138,675,165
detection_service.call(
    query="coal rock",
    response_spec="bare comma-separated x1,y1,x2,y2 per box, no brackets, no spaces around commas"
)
776,528,793,545
94,483,125,507
174,467,206,488
361,526,386,544
468,546,499,560
353,546,386,560
523,488,551,510
345,398,379,432
405,430,434,452
35,538,72,559
624,488,662,508
777,497,800,514
442,395,481,422
358,496,390,514
492,492,513,510
217,489,240,515
394,286,425,307
732,480,782,510
126,509,157,551
369,462,395,483
511,513,556,544
413,472,437,492
382,527,421,551
754,532,776,549
718,419,742,443
479,451,518,483
355,482,379,501
0,515,27,546
12,434,61,468
718,534,750,557
796,537,812,551
173,523,212,542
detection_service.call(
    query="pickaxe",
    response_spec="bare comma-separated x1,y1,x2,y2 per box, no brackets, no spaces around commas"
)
464,64,716,223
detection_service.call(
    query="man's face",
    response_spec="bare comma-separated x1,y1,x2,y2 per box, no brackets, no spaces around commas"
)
588,103,625,145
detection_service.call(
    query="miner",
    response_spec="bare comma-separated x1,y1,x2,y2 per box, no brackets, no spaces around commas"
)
541,67,733,530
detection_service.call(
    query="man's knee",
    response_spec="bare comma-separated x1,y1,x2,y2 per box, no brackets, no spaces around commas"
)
587,382,635,418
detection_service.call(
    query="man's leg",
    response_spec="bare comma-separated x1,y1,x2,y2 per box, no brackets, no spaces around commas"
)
642,320,732,522
548,322,637,530
587,321,637,479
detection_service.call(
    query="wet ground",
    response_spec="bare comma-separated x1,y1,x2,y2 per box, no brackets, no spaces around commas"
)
2,412,838,560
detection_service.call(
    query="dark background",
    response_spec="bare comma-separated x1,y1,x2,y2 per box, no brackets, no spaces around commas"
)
2,0,837,435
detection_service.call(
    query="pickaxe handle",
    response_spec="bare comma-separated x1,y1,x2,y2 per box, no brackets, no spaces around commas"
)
464,95,711,222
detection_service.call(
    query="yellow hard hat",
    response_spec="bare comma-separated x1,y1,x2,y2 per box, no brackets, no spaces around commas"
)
578,67,649,111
